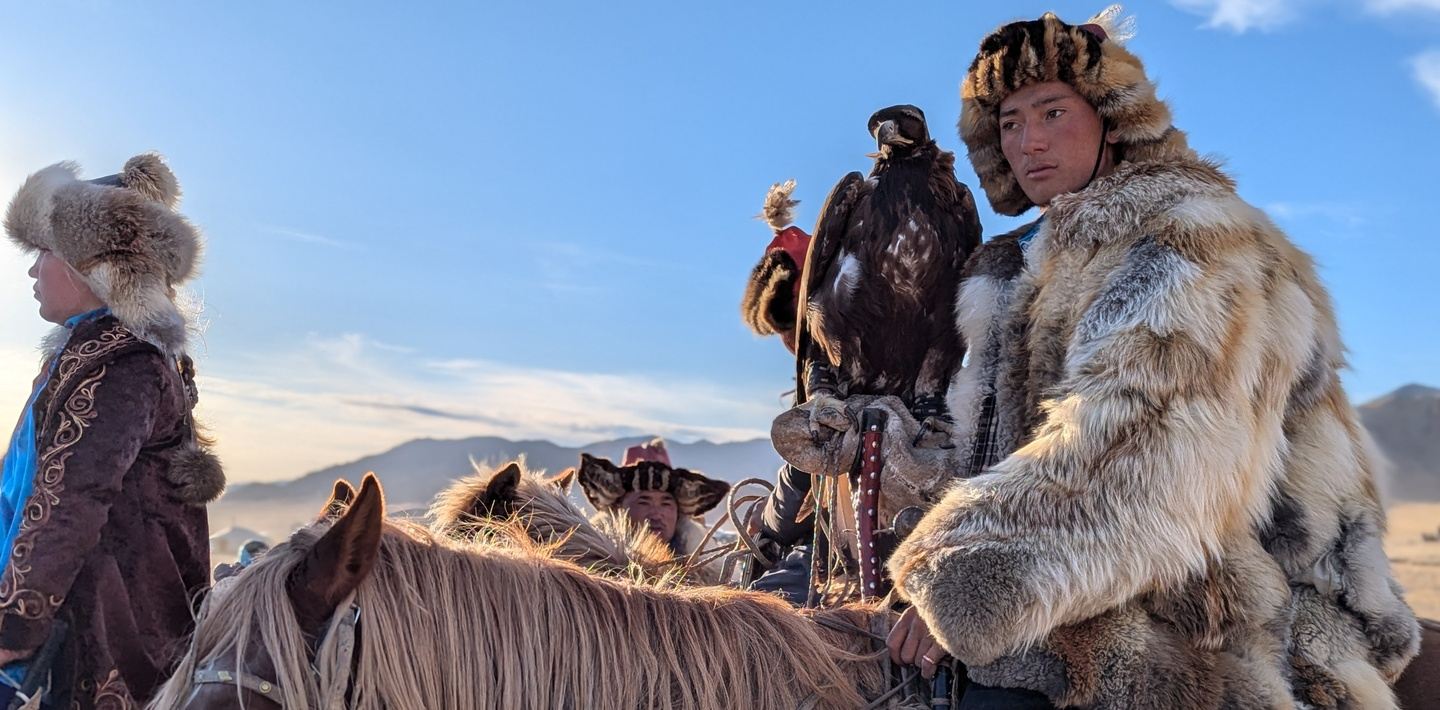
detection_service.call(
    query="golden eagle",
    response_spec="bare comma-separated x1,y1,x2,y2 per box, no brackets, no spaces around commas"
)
795,105,982,428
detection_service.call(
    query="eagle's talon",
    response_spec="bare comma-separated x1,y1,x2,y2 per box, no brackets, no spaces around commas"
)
912,415,955,449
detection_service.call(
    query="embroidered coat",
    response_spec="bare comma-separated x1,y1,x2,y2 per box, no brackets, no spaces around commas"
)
0,316,217,707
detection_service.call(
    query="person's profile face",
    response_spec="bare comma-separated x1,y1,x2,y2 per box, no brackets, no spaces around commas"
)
29,250,101,324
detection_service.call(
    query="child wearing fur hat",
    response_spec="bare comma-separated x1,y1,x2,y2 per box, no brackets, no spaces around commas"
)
0,154,223,707
886,7,1419,709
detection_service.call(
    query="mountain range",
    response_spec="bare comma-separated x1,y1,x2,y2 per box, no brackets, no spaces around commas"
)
222,384,1440,509
1358,384,1440,501
220,435,784,507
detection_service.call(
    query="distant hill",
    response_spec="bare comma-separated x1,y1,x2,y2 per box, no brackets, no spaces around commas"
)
221,435,783,507
220,383,1440,515
1360,384,1440,501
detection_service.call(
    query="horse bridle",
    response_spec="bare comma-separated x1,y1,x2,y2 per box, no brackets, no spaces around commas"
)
191,603,362,708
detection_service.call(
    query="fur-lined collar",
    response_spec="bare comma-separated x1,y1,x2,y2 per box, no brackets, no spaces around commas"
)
1043,158,1239,250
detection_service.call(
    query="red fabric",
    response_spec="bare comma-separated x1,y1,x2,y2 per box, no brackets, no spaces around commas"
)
766,226,811,299
622,439,671,467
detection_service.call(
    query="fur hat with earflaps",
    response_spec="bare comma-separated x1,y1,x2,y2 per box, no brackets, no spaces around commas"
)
578,438,731,517
5,153,202,353
961,5,1197,215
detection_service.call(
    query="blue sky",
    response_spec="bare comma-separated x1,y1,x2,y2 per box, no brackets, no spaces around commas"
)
1,1,1437,482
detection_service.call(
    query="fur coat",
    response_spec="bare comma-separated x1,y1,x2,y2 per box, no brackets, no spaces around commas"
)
888,158,1420,709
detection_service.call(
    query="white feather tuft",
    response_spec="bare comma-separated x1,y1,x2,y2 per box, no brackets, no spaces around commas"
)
1087,4,1137,45
759,179,800,232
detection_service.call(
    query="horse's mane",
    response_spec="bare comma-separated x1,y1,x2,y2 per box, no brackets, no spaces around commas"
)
430,460,683,582
151,522,349,709
154,516,890,709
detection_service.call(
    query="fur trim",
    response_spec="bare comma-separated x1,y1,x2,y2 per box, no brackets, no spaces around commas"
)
119,153,182,208
741,250,800,336
5,153,202,354
960,6,1195,215
759,179,799,231
945,226,1031,475
165,441,225,505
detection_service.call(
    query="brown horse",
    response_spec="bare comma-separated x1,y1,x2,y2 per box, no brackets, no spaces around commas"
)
151,474,924,709
428,460,692,583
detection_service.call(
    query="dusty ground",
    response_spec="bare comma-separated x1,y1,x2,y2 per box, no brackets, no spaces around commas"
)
1386,503,1440,619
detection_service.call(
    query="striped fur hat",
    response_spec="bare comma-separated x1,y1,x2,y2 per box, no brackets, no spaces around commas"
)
578,439,730,517
961,5,1196,215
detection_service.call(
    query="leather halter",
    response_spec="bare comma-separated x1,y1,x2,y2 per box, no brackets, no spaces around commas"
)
191,603,361,708
190,669,283,703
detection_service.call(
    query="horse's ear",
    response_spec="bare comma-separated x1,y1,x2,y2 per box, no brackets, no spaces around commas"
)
320,479,358,519
469,462,522,515
550,467,577,494
288,473,385,632
489,462,522,499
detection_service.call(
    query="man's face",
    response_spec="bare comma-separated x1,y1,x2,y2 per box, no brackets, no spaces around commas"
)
620,489,678,541
29,250,103,325
998,80,1118,208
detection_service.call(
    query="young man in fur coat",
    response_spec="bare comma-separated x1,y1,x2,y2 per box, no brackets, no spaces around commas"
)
886,8,1419,709
0,154,224,707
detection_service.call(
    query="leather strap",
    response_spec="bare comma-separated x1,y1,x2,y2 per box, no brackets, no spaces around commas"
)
192,669,284,704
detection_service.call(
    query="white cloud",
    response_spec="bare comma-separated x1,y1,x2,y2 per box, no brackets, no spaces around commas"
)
529,241,666,295
1265,201,1367,228
1413,50,1440,112
195,333,779,484
1174,0,1440,31
1366,0,1440,14
1171,0,1304,32
262,225,362,251
2,329,781,487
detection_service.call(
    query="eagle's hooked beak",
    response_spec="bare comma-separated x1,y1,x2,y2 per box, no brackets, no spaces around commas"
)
875,120,914,148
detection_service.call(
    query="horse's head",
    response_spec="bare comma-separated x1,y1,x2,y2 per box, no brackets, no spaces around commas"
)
429,460,576,531
155,475,386,709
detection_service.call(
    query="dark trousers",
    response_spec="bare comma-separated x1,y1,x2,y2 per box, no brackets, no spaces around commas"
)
749,545,812,606
959,682,1057,709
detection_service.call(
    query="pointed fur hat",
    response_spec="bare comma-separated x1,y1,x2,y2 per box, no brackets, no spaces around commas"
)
578,439,731,517
5,153,202,352
961,5,1196,215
